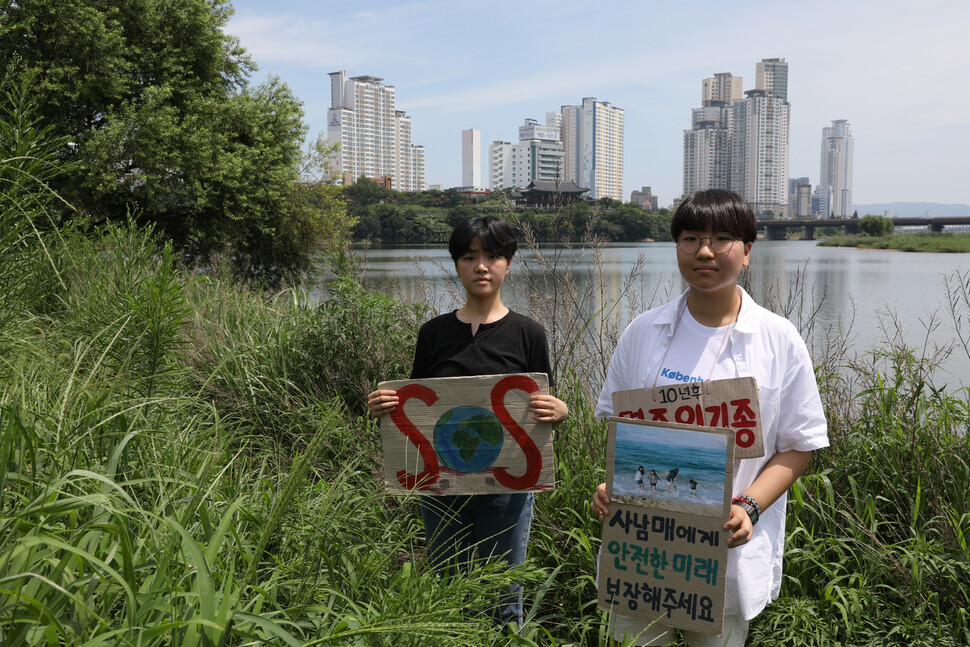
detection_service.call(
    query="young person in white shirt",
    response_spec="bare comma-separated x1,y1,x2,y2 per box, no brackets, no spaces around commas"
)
589,190,829,646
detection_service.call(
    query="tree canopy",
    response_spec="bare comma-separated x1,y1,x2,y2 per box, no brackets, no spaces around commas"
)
858,214,894,237
0,0,347,283
340,181,673,245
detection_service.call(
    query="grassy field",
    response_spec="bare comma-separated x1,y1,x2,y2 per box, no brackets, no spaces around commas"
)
818,232,970,252
1,217,969,645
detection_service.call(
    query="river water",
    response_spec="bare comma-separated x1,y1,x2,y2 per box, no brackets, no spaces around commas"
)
354,240,970,390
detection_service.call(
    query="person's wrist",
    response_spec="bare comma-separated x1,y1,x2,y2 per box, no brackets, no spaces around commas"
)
732,494,760,525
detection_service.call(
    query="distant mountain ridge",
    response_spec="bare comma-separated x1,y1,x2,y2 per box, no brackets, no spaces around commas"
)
854,202,970,218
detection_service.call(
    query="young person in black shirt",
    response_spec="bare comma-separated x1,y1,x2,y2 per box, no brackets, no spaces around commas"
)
368,215,568,627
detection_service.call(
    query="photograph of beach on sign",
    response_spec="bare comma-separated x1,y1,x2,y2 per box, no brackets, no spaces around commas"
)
610,421,729,517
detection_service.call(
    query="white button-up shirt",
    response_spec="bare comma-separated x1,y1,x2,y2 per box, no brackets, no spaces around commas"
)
597,287,829,620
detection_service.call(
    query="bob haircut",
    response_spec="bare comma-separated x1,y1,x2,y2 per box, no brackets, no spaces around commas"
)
670,190,758,244
448,215,518,263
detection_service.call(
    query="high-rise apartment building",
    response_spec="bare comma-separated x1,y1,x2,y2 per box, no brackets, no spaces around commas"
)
682,60,791,218
813,185,833,220
702,72,744,105
819,119,854,218
756,58,788,101
489,141,512,190
462,129,481,187
561,98,624,200
683,73,741,195
733,58,790,218
489,116,564,190
326,71,426,191
788,177,811,218
732,85,790,218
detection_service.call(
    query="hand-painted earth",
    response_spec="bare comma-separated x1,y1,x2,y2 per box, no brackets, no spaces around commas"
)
433,406,504,473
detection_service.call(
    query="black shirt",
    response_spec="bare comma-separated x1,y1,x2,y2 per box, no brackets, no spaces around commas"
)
410,310,554,388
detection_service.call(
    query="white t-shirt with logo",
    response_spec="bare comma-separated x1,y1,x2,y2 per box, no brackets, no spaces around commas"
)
653,308,738,385
596,288,829,621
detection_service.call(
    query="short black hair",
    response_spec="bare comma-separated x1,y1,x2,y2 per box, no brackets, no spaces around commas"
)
448,215,517,263
670,190,758,243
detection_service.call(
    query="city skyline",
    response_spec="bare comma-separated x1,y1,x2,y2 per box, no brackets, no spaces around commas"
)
227,0,970,206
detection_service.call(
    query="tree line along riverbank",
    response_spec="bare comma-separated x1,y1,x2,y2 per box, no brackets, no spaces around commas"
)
344,185,970,253
819,231,970,252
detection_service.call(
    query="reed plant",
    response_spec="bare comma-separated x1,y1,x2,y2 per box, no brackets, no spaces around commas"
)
346,214,970,645
4,220,970,644
747,274,970,646
0,219,525,645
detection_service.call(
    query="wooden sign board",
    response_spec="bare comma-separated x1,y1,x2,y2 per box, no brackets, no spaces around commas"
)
377,373,554,495
611,377,764,459
598,417,733,636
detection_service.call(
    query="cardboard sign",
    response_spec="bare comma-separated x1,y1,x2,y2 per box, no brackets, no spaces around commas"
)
378,373,554,495
611,377,764,459
598,417,733,636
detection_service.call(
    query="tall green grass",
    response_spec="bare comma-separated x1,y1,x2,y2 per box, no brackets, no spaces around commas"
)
819,232,970,253
0,219,520,645
4,215,970,644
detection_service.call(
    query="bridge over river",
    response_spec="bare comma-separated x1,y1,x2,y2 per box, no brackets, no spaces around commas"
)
760,216,970,240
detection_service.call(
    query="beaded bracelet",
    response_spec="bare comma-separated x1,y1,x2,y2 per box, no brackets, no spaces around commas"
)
732,494,761,526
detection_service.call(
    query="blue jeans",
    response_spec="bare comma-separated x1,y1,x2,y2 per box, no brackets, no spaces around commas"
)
419,492,534,627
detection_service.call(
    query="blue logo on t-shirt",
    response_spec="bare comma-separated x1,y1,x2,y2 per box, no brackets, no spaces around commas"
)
660,367,705,383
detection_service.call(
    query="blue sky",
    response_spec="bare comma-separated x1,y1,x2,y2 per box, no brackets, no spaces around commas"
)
226,0,970,207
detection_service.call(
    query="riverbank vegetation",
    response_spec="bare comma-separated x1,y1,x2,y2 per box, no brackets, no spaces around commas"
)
4,184,970,644
346,178,674,245
819,231,970,253
4,218,970,645
818,213,970,252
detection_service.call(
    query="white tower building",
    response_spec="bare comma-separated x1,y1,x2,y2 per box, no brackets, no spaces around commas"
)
730,59,791,218
489,141,512,190
488,118,564,190
684,73,741,195
561,97,624,200
326,71,426,191
462,129,481,187
819,119,854,218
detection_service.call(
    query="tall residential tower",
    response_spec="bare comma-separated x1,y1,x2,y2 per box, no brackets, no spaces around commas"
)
561,97,624,200
683,72,741,195
819,120,854,218
326,71,426,191
682,59,791,218
732,58,790,218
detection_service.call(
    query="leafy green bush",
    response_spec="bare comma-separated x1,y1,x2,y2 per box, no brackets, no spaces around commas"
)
290,276,429,414
0,221,505,645
858,214,894,237
755,343,970,645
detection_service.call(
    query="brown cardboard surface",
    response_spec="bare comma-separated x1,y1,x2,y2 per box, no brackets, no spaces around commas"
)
611,377,764,459
378,373,554,495
598,417,734,636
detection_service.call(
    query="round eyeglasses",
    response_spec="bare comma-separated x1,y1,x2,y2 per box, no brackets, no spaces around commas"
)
676,233,739,255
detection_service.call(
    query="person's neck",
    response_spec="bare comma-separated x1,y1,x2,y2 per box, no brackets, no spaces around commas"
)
686,286,742,327
456,296,508,336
